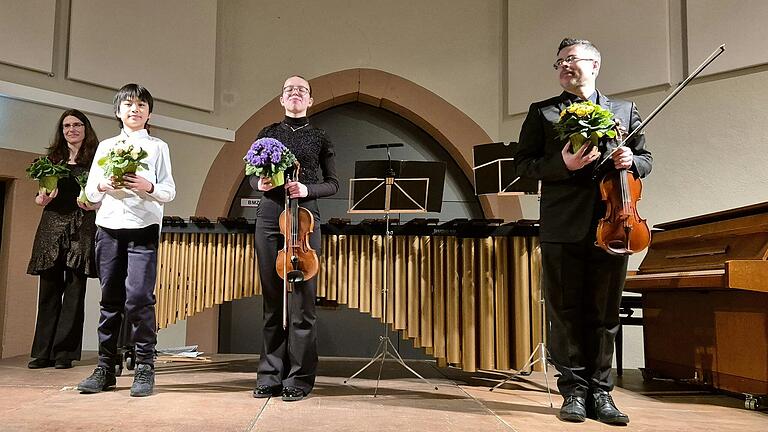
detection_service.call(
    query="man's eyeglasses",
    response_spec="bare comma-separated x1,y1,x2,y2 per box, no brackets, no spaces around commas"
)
282,86,310,96
553,55,596,70
62,122,85,129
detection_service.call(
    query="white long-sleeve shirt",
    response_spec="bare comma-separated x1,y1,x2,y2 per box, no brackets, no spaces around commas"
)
85,129,176,229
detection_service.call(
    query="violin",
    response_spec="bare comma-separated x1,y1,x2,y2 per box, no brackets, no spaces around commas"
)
595,122,651,255
276,162,319,328
593,44,726,255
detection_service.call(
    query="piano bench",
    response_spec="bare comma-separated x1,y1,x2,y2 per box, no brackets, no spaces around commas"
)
616,294,643,377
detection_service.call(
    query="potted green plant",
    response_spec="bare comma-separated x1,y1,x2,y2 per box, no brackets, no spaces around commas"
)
97,140,149,187
74,172,90,204
26,156,71,194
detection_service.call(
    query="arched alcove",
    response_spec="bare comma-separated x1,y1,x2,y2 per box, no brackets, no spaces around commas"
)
188,68,523,351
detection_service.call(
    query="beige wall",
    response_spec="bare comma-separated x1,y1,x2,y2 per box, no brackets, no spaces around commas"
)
0,148,45,358
502,3,768,270
2,1,767,367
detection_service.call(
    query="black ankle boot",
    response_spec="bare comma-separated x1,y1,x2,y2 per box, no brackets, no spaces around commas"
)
130,363,155,397
77,366,116,393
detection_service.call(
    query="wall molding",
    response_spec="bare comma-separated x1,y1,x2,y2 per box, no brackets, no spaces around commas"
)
0,80,234,142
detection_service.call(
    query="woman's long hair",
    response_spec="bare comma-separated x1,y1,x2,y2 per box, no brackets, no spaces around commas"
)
47,109,100,165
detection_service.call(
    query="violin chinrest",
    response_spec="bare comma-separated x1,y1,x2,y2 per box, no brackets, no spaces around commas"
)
287,270,305,283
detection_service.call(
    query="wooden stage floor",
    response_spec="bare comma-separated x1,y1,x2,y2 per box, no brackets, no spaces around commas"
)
0,354,765,431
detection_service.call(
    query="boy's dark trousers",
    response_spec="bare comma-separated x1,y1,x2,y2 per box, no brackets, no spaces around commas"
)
95,224,159,368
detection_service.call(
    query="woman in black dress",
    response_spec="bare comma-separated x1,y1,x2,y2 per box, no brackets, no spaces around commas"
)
27,109,100,369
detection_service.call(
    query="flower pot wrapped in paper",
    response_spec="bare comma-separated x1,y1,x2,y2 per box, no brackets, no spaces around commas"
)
243,137,297,187
26,156,71,194
97,140,149,187
554,101,617,153
75,172,90,204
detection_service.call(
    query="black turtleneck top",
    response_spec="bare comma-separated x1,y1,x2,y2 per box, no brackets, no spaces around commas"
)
249,116,339,200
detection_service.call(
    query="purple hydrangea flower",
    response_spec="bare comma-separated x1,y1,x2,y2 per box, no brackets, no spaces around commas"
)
243,137,297,177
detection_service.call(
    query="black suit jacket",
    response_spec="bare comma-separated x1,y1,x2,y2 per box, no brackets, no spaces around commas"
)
514,91,653,242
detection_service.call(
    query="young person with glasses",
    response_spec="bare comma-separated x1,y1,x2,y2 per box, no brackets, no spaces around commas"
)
250,75,339,402
27,109,100,370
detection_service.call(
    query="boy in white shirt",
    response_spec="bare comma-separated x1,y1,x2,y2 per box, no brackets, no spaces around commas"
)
78,84,175,397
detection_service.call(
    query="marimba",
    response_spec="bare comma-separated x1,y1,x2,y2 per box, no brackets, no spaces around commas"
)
155,217,543,373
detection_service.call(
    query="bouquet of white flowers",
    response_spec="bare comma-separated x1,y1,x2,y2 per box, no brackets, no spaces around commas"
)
97,140,148,187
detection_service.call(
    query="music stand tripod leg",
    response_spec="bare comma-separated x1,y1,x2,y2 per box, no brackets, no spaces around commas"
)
489,342,553,407
490,343,539,390
344,335,387,384
373,340,389,397
539,343,553,408
344,210,438,395
384,336,439,390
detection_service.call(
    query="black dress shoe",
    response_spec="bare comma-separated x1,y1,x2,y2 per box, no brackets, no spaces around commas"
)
253,384,282,398
28,358,54,369
54,360,73,369
281,386,306,402
559,395,586,422
588,390,629,425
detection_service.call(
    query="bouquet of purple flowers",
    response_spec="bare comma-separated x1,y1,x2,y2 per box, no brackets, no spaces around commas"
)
243,137,297,187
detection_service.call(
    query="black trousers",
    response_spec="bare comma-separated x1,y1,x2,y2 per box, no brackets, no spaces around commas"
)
541,234,628,398
95,225,159,367
254,197,321,395
30,262,87,361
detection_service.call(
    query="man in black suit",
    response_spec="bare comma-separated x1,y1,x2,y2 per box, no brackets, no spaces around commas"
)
514,38,652,425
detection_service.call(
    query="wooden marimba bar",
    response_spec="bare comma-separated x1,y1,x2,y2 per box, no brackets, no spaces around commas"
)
155,217,543,373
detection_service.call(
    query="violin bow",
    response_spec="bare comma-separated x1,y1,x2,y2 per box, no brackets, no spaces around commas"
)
283,169,290,330
593,44,726,173
282,161,301,330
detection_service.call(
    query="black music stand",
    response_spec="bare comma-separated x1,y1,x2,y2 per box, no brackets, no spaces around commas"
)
344,153,445,396
489,265,553,408
473,144,551,405
473,142,538,195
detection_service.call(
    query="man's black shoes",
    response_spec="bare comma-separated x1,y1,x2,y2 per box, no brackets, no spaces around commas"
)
588,389,630,425
77,366,117,393
253,384,282,398
559,395,586,422
281,386,306,402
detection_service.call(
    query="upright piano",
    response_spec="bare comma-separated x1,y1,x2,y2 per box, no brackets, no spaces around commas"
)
624,202,768,398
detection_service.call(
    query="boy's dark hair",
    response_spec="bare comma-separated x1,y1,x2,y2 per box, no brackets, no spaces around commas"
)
557,38,601,62
113,83,154,129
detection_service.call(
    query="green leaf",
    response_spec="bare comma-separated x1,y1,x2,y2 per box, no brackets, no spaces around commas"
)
26,156,70,180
